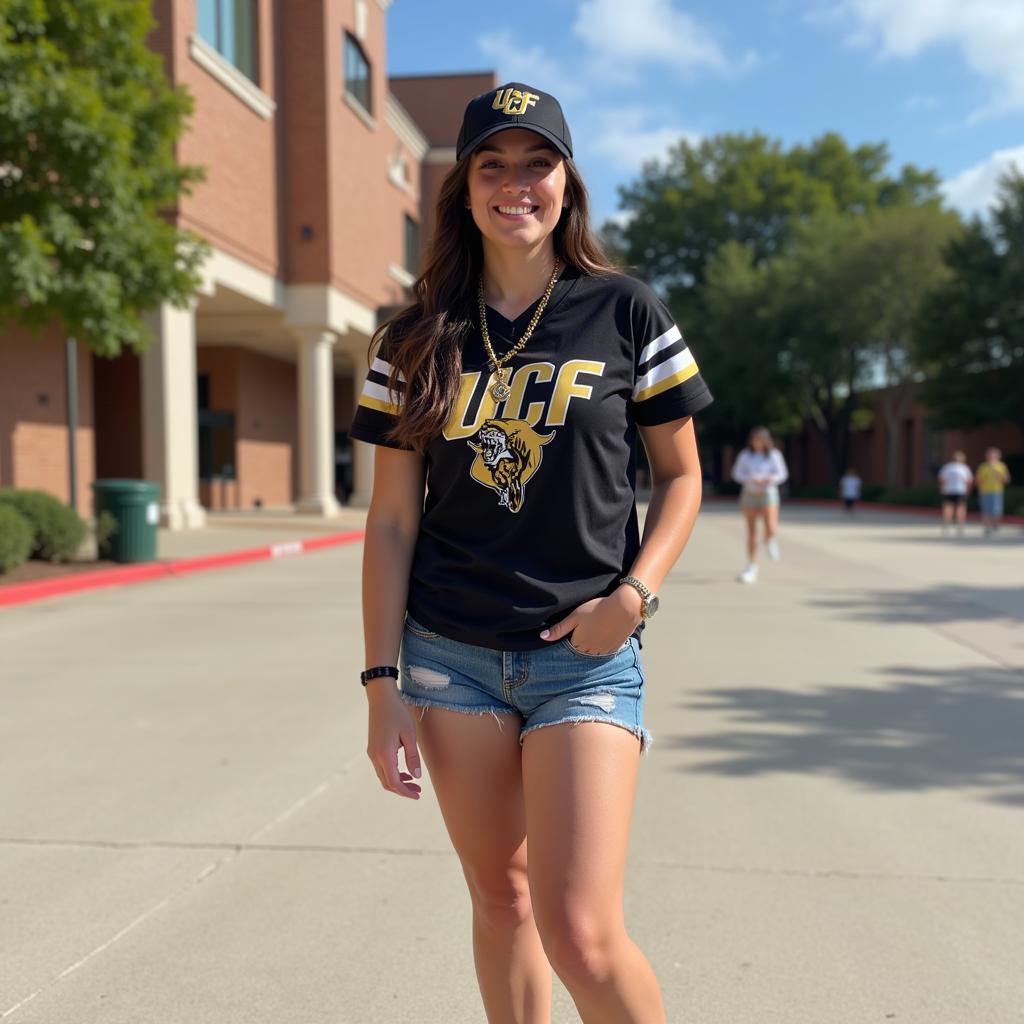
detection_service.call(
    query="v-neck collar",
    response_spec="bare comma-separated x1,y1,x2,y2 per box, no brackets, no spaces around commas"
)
482,265,582,339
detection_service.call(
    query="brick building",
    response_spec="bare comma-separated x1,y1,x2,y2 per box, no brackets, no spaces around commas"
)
0,1,494,526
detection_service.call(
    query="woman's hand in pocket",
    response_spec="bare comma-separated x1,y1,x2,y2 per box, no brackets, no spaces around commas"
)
539,587,642,655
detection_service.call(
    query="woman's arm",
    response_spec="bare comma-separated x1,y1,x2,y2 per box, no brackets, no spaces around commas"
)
627,416,703,594
363,445,427,800
731,450,750,484
768,449,789,486
539,417,703,653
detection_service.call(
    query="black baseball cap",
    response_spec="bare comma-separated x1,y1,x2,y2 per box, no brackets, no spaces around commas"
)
456,82,573,162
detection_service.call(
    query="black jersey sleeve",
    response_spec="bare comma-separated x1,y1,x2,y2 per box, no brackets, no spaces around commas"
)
348,335,414,450
627,284,713,426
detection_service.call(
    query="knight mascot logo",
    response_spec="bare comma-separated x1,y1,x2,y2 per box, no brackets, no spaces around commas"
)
467,418,554,513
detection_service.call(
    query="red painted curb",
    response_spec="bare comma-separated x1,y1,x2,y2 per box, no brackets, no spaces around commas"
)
0,529,365,609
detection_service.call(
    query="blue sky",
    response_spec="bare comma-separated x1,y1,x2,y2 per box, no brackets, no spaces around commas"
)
387,0,1024,225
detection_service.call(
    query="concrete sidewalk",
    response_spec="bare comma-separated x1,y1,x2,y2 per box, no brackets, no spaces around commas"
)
155,507,370,560
1,505,1022,1022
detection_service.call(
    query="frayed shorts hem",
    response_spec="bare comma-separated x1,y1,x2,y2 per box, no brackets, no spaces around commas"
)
520,717,653,755
400,694,518,730
400,695,653,755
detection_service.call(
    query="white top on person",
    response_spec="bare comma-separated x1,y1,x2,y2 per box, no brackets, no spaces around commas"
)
839,471,862,501
938,459,973,496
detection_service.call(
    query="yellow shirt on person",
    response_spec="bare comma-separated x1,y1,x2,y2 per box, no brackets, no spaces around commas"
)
976,461,1010,494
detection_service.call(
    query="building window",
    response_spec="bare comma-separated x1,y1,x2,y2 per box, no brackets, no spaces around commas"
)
197,374,236,480
344,32,371,115
404,215,420,275
197,0,258,83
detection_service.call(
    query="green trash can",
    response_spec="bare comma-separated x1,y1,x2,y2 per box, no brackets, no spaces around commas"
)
92,479,161,563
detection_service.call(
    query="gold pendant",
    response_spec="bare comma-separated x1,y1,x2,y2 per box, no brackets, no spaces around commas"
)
490,366,512,401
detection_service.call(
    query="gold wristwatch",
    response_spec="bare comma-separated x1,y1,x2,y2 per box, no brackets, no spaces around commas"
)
619,576,660,619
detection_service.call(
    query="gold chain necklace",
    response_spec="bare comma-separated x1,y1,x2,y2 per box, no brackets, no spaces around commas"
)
478,259,561,401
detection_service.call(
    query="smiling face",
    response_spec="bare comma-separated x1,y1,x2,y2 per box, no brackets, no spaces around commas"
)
466,128,567,254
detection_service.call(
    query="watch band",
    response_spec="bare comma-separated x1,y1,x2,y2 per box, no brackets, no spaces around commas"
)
619,575,659,619
619,575,652,601
360,665,399,686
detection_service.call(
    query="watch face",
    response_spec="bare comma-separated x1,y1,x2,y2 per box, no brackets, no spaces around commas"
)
644,594,660,618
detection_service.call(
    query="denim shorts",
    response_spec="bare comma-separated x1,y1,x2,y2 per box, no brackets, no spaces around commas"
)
980,492,1003,517
399,614,651,752
740,485,780,510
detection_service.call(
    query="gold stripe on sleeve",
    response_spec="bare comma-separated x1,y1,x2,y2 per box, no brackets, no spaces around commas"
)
358,394,403,416
634,361,700,402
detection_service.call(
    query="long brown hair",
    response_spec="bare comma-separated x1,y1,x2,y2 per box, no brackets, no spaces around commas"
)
748,426,775,452
373,156,617,452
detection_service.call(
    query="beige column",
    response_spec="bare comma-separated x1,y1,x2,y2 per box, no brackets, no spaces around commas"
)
348,346,376,507
140,301,206,530
294,327,341,516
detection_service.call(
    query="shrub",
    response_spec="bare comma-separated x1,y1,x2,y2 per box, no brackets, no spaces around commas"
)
95,509,120,553
1004,486,1024,517
0,489,87,562
0,504,33,573
789,484,841,500
877,487,943,509
712,480,742,497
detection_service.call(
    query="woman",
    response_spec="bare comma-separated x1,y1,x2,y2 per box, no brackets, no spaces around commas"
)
351,82,712,1024
937,450,973,536
976,447,1011,535
730,427,788,583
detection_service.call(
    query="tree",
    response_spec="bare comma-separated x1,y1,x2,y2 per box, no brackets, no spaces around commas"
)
606,131,941,327
700,204,960,484
831,205,961,485
0,0,208,355
915,170,1024,434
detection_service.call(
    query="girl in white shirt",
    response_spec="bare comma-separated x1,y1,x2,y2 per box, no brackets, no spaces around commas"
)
937,450,973,536
730,427,789,583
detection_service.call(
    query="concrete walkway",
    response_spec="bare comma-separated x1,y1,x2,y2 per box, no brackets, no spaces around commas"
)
1,505,1021,1023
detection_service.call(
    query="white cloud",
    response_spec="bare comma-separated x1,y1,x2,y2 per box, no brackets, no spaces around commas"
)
826,0,1024,119
605,210,637,229
572,0,758,77
902,92,939,113
477,30,586,101
942,145,1024,216
588,107,700,172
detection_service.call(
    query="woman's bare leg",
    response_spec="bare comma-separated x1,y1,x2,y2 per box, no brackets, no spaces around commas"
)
763,504,779,542
743,507,759,562
523,722,665,1024
415,708,551,1024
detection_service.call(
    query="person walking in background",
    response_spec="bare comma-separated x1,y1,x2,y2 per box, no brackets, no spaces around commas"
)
353,83,712,1024
731,427,789,583
976,447,1011,535
839,468,862,513
937,450,973,536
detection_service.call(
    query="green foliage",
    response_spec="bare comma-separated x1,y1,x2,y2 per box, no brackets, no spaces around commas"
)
1005,486,1024,517
0,503,33,572
0,488,86,561
0,0,209,355
877,486,944,508
609,130,948,479
608,131,941,319
915,170,1024,432
95,508,119,551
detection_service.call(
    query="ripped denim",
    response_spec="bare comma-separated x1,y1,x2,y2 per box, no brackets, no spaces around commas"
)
399,613,652,753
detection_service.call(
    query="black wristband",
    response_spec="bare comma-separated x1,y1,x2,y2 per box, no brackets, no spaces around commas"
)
360,665,399,686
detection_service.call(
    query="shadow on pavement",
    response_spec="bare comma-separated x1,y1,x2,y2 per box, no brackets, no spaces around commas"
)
671,664,1024,804
811,584,1024,624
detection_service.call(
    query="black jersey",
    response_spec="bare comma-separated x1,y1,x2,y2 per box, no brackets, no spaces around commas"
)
350,266,713,650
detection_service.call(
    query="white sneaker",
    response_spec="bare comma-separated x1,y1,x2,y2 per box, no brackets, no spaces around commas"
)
766,538,781,562
737,564,758,584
